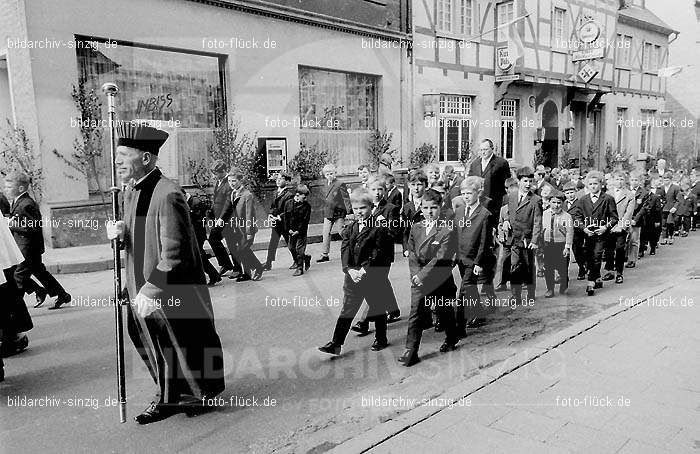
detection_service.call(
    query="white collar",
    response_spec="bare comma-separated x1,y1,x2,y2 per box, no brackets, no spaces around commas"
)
13,192,27,204
134,168,158,186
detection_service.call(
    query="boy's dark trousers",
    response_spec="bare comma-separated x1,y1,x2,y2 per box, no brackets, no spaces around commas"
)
288,234,308,270
456,264,486,332
509,243,536,300
543,242,569,292
500,245,511,285
356,268,400,323
406,280,457,354
232,231,263,276
662,211,675,239
584,234,606,281
266,223,290,265
209,225,243,273
572,231,586,276
332,273,388,346
604,231,628,275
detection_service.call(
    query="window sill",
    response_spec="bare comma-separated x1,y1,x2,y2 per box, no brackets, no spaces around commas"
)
435,31,480,45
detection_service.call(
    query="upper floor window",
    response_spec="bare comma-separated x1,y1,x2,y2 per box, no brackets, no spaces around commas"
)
436,0,474,36
552,7,568,48
616,34,633,67
496,1,514,42
642,42,660,72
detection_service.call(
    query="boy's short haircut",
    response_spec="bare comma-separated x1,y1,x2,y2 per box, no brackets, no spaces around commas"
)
432,180,447,192
357,164,369,171
505,177,518,188
278,172,292,181
629,171,642,180
4,171,31,188
562,181,577,192
444,164,455,173
461,175,484,192
550,191,566,202
350,187,374,205
408,169,428,184
517,166,535,179
586,170,604,182
295,184,310,196
227,171,244,181
663,171,674,179
423,188,443,205
367,175,387,189
383,172,396,184
322,163,336,173
211,159,228,173
612,170,626,179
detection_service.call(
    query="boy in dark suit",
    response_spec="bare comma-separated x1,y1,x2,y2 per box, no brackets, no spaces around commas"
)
219,173,263,281
495,178,519,292
400,190,458,366
625,172,649,267
660,172,680,245
183,189,220,285
385,172,403,209
318,164,352,263
563,181,587,280
502,167,542,303
4,171,71,309
318,188,391,356
352,175,401,333
207,160,241,277
263,172,295,271
401,170,428,257
570,171,618,296
0,192,9,215
641,177,664,256
283,184,312,276
676,181,696,237
454,176,495,336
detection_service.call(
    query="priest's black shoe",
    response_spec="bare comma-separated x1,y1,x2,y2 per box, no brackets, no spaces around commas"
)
439,342,457,353
398,349,420,366
594,280,603,289
207,273,221,286
351,322,370,336
262,263,272,271
289,263,298,270
134,402,180,425
318,342,341,355
370,340,388,351
49,293,71,310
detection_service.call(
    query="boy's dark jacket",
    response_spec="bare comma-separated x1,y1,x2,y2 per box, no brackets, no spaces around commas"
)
454,203,495,268
505,191,543,245
282,198,311,236
408,221,456,289
341,218,391,274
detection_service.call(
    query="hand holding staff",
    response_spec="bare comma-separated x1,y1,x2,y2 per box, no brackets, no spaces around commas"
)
102,82,127,423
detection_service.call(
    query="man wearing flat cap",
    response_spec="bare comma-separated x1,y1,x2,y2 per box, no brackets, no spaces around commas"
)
106,121,225,424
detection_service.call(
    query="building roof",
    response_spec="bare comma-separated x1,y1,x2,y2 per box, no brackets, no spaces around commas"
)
618,5,679,35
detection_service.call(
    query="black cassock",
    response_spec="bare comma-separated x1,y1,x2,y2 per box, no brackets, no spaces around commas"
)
122,169,224,404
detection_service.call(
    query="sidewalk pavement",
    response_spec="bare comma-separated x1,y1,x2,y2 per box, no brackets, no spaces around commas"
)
332,279,700,454
43,223,330,274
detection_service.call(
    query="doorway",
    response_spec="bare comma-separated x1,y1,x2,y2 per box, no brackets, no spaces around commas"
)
542,100,559,168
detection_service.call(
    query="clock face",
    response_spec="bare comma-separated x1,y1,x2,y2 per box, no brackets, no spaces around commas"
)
578,21,600,44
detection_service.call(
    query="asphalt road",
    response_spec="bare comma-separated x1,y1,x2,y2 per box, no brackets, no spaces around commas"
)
2,235,698,453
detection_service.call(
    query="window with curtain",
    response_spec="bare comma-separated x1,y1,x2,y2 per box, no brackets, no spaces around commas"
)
497,1,514,42
436,0,473,36
640,110,655,154
298,66,377,131
552,7,567,48
438,95,472,162
616,107,627,152
616,34,632,66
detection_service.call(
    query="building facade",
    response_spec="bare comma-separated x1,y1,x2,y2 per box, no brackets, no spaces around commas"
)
0,0,410,247
412,0,675,171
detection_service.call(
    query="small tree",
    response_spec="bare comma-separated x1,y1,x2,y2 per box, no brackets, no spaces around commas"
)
288,143,337,183
533,146,547,168
459,139,474,168
187,108,265,197
559,142,573,169
367,129,400,168
53,81,108,216
409,143,436,167
0,120,43,201
605,142,634,172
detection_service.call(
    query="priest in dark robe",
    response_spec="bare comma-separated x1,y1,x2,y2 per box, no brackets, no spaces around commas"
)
106,121,225,424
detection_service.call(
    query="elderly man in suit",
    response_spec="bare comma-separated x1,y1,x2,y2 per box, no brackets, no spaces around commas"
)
263,172,295,271
106,121,225,424
4,172,71,310
207,160,241,278
602,171,636,283
468,138,511,228
317,163,352,263
570,171,619,296
219,173,263,281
